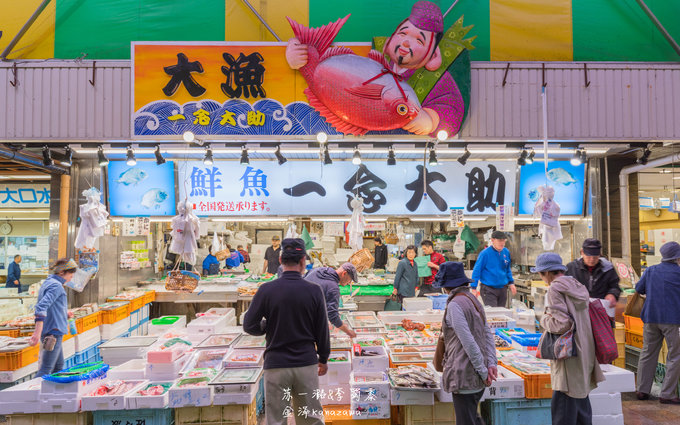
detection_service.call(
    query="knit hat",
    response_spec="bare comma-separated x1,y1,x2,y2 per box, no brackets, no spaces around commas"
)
660,241,680,262
408,1,444,33
434,262,473,289
531,252,567,273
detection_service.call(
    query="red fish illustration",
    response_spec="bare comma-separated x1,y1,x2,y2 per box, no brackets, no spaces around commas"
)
287,15,421,135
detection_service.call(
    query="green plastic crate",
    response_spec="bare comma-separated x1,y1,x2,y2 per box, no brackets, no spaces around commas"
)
481,398,552,425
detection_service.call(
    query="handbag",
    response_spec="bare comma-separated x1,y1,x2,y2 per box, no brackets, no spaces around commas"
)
536,306,577,360
623,291,645,318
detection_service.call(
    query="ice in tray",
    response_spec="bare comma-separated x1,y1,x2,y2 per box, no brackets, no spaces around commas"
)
197,333,241,349
354,336,385,347
222,349,263,368
330,336,352,350
183,368,218,379
147,338,192,363
87,380,142,397
176,376,211,388
182,349,229,373
233,335,266,349
211,367,262,385
328,352,350,363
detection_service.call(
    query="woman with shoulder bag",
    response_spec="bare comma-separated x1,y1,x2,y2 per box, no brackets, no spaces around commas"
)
535,253,605,425
434,262,497,425
391,245,418,302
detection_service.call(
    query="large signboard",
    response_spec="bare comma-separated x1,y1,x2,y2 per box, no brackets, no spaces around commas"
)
0,184,50,208
108,161,176,216
517,161,586,216
178,160,515,216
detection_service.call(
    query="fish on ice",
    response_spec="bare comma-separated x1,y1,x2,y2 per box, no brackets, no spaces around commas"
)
287,15,421,135
141,189,168,210
116,167,148,186
547,168,577,186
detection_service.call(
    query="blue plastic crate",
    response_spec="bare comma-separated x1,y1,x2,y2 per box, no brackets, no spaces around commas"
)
481,398,552,425
94,408,173,425
511,333,542,347
495,328,528,343
63,355,78,369
429,294,449,310
73,341,103,365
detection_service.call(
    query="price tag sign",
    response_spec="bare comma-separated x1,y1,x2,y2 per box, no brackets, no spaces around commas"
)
450,207,465,228
496,205,515,232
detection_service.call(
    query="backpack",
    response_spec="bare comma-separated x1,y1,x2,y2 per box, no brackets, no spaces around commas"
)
589,299,618,364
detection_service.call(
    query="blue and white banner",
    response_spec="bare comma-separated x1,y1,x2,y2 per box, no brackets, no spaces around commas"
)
0,183,50,208
177,160,516,216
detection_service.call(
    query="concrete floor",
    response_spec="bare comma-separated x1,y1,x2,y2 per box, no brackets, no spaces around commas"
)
623,392,680,425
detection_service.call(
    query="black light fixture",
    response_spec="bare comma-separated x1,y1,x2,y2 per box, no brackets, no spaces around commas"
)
457,146,471,165
517,149,528,166
570,148,584,166
126,145,136,166
97,146,109,166
154,145,166,165
352,148,361,165
428,146,438,166
323,145,333,165
240,145,249,165
63,146,73,166
42,145,53,167
203,145,214,166
525,149,535,165
637,148,651,165
275,145,287,165
387,146,396,166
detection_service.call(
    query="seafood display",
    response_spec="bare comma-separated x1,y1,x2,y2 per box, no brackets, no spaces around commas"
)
89,380,139,396
388,365,439,389
401,319,425,331
137,383,172,396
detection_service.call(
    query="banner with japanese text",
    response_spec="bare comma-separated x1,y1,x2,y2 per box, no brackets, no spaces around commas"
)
0,183,50,208
177,160,516,216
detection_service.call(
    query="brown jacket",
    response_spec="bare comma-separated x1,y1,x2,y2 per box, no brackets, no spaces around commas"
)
540,275,605,398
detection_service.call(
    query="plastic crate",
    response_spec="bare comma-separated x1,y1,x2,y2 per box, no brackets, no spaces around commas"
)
75,311,101,334
94,408,173,425
495,328,528,344
501,364,552,399
625,330,644,350
623,314,643,334
430,295,448,310
108,294,145,313
100,303,130,324
143,290,155,305
481,398,552,425
73,341,102,365
510,333,541,355
0,412,90,425
0,345,39,371
625,345,641,373
175,399,256,425
0,328,20,338
400,402,455,425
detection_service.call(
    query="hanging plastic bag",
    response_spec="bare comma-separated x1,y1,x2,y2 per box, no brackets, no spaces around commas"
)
452,237,466,259
347,196,366,252
533,185,563,250
65,267,96,292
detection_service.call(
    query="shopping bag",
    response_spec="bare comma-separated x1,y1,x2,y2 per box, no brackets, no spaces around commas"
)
384,295,402,311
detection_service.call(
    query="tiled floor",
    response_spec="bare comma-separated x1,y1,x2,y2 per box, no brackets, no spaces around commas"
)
623,392,680,425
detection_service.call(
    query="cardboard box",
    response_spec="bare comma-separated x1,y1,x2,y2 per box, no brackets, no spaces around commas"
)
390,388,434,405
352,346,389,373
588,393,623,416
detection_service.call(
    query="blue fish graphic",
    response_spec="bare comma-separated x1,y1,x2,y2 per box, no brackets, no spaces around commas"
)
117,167,148,186
141,189,168,210
547,168,577,186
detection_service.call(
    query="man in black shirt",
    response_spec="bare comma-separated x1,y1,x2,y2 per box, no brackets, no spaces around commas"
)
566,238,622,309
262,235,281,275
244,238,329,425
373,237,388,269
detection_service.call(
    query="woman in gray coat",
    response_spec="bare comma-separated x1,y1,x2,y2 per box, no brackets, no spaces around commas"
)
392,245,418,301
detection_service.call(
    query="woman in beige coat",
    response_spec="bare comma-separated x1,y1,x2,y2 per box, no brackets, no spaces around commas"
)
534,253,605,425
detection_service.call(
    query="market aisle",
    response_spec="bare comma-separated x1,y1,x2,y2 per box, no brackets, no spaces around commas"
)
623,393,680,425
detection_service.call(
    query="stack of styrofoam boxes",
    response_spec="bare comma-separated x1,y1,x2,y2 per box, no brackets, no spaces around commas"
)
589,364,636,425
129,304,152,336
201,307,237,327
319,351,352,405
62,333,77,363
81,380,148,411
350,345,391,420
0,378,42,414
101,315,131,342
402,297,433,311
145,340,192,382
74,326,102,363
434,363,525,403
40,367,108,412
187,314,229,337
148,315,187,336
390,366,438,406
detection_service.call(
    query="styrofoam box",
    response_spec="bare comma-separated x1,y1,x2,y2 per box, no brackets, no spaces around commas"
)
485,307,514,317
147,342,191,364
101,318,130,340
204,307,235,319
0,361,38,383
126,382,171,409
592,414,625,425
168,381,213,407
108,359,147,380
99,336,158,367
212,377,260,405
402,297,433,311
319,351,352,385
351,401,391,419
319,384,351,405
222,349,264,369
145,354,190,381
592,364,636,394
40,397,81,413
589,393,623,416
0,401,41,415
390,388,434,405
81,380,147,411
63,335,76,359
41,371,108,396
480,366,525,401
350,371,390,402
142,304,150,319
187,315,229,335
75,327,102,352
0,377,41,402
148,316,187,336
352,346,389,373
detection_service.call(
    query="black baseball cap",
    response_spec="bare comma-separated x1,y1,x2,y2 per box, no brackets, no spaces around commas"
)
280,238,307,261
582,238,602,256
491,231,507,240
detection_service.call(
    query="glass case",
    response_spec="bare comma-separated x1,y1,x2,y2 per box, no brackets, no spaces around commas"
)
0,236,49,275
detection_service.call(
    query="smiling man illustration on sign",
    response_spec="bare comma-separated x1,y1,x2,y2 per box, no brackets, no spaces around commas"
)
285,1,469,137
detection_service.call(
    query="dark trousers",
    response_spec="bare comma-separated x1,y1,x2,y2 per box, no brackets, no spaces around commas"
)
418,284,441,297
452,389,485,425
480,284,508,308
551,391,592,425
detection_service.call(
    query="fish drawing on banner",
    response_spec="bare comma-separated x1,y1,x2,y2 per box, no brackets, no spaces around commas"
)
528,188,540,202
285,1,472,137
141,188,168,209
116,168,148,186
547,168,578,186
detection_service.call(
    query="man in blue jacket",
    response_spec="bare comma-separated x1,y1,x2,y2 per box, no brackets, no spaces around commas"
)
6,255,22,293
305,263,358,338
470,231,515,307
635,241,680,404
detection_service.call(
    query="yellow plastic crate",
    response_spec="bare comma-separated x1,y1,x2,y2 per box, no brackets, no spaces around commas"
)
175,399,256,424
108,295,144,313
624,314,643,334
0,344,39,371
401,402,455,425
75,311,101,334
625,330,644,350
100,303,130,324
0,412,90,425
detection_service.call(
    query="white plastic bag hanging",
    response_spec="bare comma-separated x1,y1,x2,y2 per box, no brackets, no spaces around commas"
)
347,196,366,252
533,185,563,250
169,201,201,265
453,237,466,259
285,222,298,239
212,231,221,252
75,188,109,250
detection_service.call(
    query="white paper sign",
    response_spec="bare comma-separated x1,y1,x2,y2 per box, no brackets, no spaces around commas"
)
324,221,345,237
450,208,465,228
496,205,515,232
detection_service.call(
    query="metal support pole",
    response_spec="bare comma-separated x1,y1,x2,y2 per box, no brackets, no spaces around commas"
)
604,157,611,259
0,0,52,60
634,0,680,57
239,0,282,41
